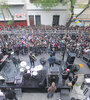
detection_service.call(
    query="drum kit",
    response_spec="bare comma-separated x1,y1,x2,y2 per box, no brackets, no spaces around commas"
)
19,61,43,76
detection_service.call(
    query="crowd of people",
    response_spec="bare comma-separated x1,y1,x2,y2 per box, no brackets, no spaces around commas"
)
0,25,90,58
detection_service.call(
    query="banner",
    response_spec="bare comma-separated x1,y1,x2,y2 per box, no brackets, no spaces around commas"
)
73,15,83,26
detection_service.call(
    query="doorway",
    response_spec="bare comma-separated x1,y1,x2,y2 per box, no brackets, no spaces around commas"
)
35,15,41,26
52,15,60,26
29,15,34,26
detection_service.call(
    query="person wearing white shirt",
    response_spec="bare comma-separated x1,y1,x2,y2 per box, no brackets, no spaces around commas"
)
0,89,5,100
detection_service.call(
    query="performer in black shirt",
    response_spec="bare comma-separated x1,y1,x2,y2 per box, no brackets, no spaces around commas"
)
29,52,36,67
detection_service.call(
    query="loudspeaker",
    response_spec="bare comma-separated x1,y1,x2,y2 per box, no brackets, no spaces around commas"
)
48,75,59,85
66,53,76,65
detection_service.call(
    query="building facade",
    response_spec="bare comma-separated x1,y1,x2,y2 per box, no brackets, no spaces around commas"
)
0,0,89,27
25,0,68,26
0,0,68,26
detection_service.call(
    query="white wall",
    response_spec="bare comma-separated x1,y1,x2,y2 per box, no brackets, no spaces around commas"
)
27,10,67,26
26,2,68,26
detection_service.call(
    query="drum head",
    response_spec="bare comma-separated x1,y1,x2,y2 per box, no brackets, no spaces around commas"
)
20,61,27,67
20,68,25,72
34,65,43,71
26,66,30,70
32,71,38,76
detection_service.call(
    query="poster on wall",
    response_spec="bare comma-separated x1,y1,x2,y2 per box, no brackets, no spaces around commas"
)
16,14,25,19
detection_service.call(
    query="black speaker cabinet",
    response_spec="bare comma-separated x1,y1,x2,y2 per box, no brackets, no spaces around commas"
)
48,75,59,86
66,53,76,65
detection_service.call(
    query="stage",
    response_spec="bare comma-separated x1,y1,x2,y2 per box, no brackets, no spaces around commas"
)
0,52,74,93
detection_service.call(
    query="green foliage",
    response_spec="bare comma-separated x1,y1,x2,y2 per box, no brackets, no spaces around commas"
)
71,0,76,6
0,0,10,10
34,0,60,10
69,7,73,11
7,20,12,25
78,4,88,8
89,4,90,7
62,1,67,6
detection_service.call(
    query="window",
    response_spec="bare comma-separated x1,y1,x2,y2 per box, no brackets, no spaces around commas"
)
52,15,60,26
35,15,41,26
29,15,34,26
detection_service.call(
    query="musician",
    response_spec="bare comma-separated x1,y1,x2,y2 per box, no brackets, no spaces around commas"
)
51,48,56,56
12,57,18,68
29,52,36,67
48,54,55,67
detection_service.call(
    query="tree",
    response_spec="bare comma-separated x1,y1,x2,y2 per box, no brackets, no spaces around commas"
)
34,0,90,27
0,0,14,28
66,0,90,27
34,0,60,10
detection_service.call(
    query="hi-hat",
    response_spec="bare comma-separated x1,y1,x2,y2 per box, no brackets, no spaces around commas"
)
20,61,27,67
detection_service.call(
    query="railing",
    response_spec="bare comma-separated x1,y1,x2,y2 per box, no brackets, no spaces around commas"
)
0,29,81,34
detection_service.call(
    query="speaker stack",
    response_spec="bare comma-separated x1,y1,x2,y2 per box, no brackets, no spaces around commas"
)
66,53,76,69
48,66,60,86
